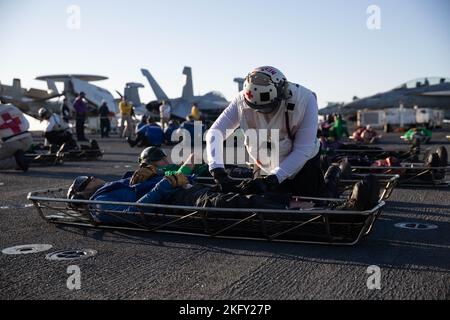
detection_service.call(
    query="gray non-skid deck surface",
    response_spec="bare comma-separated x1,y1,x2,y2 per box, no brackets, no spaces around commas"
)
1,132,449,300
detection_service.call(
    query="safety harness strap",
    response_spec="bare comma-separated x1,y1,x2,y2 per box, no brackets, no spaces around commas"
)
285,102,296,141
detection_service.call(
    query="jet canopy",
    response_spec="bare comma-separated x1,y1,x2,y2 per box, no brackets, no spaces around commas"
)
394,77,450,90
203,91,228,102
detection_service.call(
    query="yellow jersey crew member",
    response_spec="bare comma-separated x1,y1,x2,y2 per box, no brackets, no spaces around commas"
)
119,97,134,138
190,103,201,121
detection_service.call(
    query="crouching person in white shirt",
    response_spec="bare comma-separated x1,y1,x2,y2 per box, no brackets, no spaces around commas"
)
206,66,336,197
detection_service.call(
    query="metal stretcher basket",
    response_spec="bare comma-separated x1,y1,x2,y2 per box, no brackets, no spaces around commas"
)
325,146,449,188
57,149,103,161
195,173,399,201
25,149,103,164
27,175,398,246
25,152,64,166
349,163,449,188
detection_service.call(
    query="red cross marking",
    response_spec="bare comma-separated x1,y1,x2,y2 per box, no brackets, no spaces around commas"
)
0,113,23,135
245,91,254,100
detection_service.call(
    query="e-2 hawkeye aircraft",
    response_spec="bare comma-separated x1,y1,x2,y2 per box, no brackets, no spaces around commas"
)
0,74,118,118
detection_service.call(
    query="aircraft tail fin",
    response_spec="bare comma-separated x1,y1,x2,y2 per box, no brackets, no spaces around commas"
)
125,82,144,106
233,78,245,92
46,80,59,95
182,66,194,100
12,79,22,99
141,69,169,101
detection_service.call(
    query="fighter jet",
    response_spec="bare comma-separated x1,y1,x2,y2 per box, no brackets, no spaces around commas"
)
141,67,229,121
342,77,450,117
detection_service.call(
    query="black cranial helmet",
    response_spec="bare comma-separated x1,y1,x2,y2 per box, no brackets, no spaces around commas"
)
139,147,167,166
38,107,51,120
67,176,93,199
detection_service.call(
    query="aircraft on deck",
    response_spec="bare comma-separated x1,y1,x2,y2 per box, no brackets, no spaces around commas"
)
0,75,118,117
116,82,148,115
0,78,62,116
341,77,450,116
140,67,229,121
234,78,245,92
36,74,118,114
318,102,345,116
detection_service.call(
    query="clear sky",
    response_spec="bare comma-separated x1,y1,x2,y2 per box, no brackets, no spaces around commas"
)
1,0,449,108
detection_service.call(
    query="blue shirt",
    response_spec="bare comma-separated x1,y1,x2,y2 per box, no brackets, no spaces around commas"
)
89,176,164,223
88,175,194,223
138,124,164,146
164,123,180,143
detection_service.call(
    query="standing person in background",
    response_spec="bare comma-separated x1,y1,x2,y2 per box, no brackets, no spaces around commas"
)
190,103,201,121
60,98,71,124
73,92,88,141
99,100,111,138
159,100,171,130
119,97,133,138
330,114,349,141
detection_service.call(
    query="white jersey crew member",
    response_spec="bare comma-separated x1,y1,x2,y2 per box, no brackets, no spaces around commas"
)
38,107,76,149
206,66,326,197
0,103,33,171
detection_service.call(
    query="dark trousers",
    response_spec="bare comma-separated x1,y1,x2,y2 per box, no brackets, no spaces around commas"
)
134,132,149,147
44,131,77,148
169,184,291,210
276,149,327,197
76,115,86,141
100,118,110,138
131,132,161,147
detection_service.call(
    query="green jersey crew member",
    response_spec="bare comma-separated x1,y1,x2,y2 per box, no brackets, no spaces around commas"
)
206,66,326,197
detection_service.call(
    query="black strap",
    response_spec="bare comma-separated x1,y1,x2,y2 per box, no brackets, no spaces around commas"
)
285,101,296,141
285,110,294,141
2,131,30,142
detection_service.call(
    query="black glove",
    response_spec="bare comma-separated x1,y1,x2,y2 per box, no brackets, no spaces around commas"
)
210,168,239,193
238,175,280,195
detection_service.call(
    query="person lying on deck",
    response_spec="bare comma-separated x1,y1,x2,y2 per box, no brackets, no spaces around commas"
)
67,155,381,225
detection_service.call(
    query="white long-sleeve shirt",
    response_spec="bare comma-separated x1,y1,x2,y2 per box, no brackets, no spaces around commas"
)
45,114,68,133
206,93,319,183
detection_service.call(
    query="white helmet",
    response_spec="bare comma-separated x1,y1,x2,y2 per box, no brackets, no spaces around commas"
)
38,107,51,120
243,66,288,113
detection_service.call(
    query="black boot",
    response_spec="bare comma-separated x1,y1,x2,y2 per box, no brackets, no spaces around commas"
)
90,139,100,150
339,158,352,179
425,150,444,180
324,165,341,198
436,146,448,167
14,150,29,172
49,144,59,154
339,175,380,211
127,137,137,147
